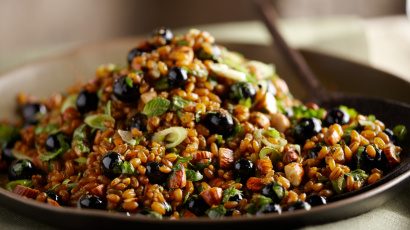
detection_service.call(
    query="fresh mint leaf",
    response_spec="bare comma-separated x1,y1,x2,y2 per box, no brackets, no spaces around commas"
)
142,98,170,117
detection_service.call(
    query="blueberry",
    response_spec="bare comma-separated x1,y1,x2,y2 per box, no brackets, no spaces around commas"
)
46,190,62,204
257,203,282,214
293,118,322,144
286,201,311,211
234,158,255,181
78,195,106,210
167,67,188,88
146,162,168,185
305,195,327,207
127,113,147,132
101,151,123,179
229,194,243,202
355,145,387,172
20,103,46,125
229,82,257,103
324,108,350,126
261,183,285,203
185,196,209,216
202,110,235,137
76,90,99,114
45,133,63,152
127,47,144,65
384,128,397,144
152,27,173,45
113,76,140,103
8,159,36,181
2,138,19,162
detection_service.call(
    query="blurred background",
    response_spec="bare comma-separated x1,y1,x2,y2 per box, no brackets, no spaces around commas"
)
0,0,409,79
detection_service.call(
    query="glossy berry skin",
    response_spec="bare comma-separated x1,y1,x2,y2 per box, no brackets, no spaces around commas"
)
46,191,62,204
257,203,282,214
146,162,168,185
128,113,147,132
324,108,350,126
186,196,209,216
305,195,327,207
8,159,36,181
101,151,123,179
76,90,99,114
229,194,243,202
229,82,257,103
202,110,235,137
261,183,285,203
127,47,144,65
152,27,173,45
355,145,387,172
21,103,46,125
45,133,62,152
113,76,140,103
234,158,255,181
286,201,311,211
78,195,106,210
293,118,322,144
2,138,19,162
167,67,188,88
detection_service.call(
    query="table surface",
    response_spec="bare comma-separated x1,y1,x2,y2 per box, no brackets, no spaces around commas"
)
0,16,409,229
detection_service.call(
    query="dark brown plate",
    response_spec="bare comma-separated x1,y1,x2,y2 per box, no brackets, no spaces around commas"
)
0,39,409,229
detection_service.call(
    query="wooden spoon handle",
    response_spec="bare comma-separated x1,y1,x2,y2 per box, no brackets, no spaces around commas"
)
253,0,327,101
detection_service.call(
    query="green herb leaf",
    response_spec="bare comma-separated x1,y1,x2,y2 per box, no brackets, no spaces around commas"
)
121,161,135,175
105,100,112,116
72,124,90,154
74,157,87,164
239,98,252,108
292,105,326,120
222,187,243,203
331,176,346,194
346,169,369,182
60,94,77,113
246,195,273,214
5,179,32,191
175,156,193,166
185,169,203,182
171,96,191,111
393,124,407,142
40,134,70,161
154,77,169,91
339,105,358,118
125,77,133,88
0,124,19,145
215,134,224,145
142,98,170,117
152,126,187,148
84,114,115,130
356,146,365,169
207,205,226,219
62,179,71,185
35,124,59,135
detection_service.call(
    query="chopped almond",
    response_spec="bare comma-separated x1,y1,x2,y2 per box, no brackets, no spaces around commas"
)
218,148,234,169
256,158,273,174
168,165,187,189
12,185,40,199
200,187,222,206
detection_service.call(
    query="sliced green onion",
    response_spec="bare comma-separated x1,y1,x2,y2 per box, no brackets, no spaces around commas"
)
152,126,188,148
84,114,115,130
393,125,407,142
117,130,137,146
60,94,77,113
5,179,32,191
208,63,247,82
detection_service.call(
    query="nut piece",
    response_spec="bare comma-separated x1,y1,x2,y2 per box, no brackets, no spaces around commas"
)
218,148,234,169
246,177,265,191
193,151,213,164
200,187,223,206
282,144,299,164
325,124,343,145
284,163,304,187
12,185,40,199
383,145,401,166
256,158,273,174
270,113,290,133
168,165,187,189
